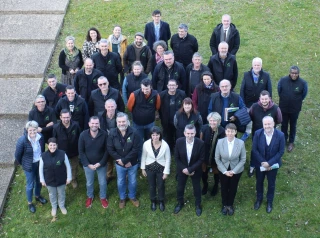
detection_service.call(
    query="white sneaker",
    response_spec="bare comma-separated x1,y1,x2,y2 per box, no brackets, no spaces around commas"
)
51,208,57,217
60,207,67,215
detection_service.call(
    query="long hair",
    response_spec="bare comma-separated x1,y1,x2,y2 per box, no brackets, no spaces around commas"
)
178,97,198,114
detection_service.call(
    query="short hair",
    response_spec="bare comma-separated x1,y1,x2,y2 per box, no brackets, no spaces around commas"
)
150,126,163,140
86,27,101,42
65,36,75,43
84,58,94,64
141,78,152,87
132,61,144,70
178,23,188,32
60,109,71,116
168,79,178,85
48,137,57,144
192,52,203,60
207,112,221,124
289,65,300,73
262,116,274,124
163,50,174,56
218,41,229,48
116,112,130,126
184,124,196,132
113,25,122,30
47,74,56,80
105,98,117,108
179,97,197,114
98,76,109,83
65,85,75,91
100,38,108,45
260,90,270,97
135,32,144,39
219,79,231,87
152,10,161,16
25,120,38,130
89,116,99,122
35,95,45,103
222,14,231,22
225,123,237,131
252,57,262,65
153,40,168,52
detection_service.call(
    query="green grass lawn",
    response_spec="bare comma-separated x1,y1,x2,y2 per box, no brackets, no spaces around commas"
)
1,0,320,237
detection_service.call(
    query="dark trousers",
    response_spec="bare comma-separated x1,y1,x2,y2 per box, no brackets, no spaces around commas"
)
146,170,165,201
177,173,201,206
220,172,242,206
281,112,300,143
255,168,278,203
162,123,176,151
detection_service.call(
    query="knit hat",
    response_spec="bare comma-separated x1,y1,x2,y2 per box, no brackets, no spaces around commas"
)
135,32,144,39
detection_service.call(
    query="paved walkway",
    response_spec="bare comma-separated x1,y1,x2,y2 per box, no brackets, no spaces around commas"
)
0,0,70,215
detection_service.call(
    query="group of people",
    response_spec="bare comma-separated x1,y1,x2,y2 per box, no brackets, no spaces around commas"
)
15,10,308,218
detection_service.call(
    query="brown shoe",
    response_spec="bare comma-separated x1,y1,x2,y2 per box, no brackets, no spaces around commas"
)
287,143,294,152
130,198,140,207
119,199,126,209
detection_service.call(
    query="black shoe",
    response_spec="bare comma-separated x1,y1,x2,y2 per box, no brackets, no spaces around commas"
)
202,183,208,195
221,206,228,215
248,168,255,178
211,184,218,196
35,196,47,204
254,200,262,210
266,202,273,213
159,201,165,212
151,202,157,211
28,203,36,213
195,205,202,217
174,203,184,214
228,206,234,216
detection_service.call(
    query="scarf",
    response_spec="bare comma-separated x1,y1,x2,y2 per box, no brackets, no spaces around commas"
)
155,53,164,64
205,82,214,89
64,46,80,61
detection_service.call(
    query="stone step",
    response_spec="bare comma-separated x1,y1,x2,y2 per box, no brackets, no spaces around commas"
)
0,78,43,115
0,14,65,42
0,42,55,78
0,167,15,215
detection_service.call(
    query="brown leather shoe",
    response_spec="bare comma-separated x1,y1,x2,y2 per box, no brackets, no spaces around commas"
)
130,198,140,207
287,143,294,152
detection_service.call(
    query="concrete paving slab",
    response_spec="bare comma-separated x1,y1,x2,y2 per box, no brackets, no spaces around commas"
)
0,14,65,42
0,0,69,14
0,78,43,115
0,167,15,215
0,42,55,77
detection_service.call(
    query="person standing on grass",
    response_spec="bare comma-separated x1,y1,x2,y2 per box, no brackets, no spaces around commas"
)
78,116,109,209
107,112,141,209
39,137,72,217
251,116,285,213
278,65,308,152
15,121,47,213
42,74,66,109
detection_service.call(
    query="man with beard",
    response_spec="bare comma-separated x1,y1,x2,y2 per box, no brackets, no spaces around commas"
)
74,58,103,103
42,74,66,109
107,112,141,209
123,33,152,74
79,116,109,209
207,42,238,90
53,109,81,188
91,39,122,90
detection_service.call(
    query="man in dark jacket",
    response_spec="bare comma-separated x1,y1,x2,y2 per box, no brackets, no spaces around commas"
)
210,14,240,55
159,79,186,151
107,112,141,209
152,50,186,92
74,58,103,103
42,74,66,109
278,66,308,152
78,116,109,209
123,32,152,74
170,24,198,68
88,76,124,116
91,39,122,90
207,42,238,90
55,85,89,131
144,9,171,54
53,109,81,188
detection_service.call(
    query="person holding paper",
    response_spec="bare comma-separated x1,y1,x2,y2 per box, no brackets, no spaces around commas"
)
251,116,285,213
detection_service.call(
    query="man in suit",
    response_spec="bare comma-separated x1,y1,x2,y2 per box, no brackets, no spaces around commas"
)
144,10,171,54
174,124,205,216
251,116,285,213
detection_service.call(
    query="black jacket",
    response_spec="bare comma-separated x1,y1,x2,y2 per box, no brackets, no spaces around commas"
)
53,120,81,158
124,72,148,100
123,44,152,74
78,129,108,167
42,83,66,109
209,23,240,55
74,68,103,102
98,110,117,133
107,126,141,167
185,63,211,97
88,87,124,116
144,20,171,52
174,111,203,139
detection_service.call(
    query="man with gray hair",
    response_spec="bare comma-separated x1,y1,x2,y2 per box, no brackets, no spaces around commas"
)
91,39,122,90
170,24,198,68
210,14,240,56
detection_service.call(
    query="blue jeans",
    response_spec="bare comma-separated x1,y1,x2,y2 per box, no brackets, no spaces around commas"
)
132,121,153,163
83,165,107,199
24,162,42,203
116,164,138,200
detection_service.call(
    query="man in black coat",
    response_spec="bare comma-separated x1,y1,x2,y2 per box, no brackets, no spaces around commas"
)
210,14,240,56
42,74,66,109
144,9,171,54
174,124,205,217
170,24,198,68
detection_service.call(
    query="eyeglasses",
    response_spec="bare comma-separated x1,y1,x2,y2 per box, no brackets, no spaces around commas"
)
98,82,107,87
36,101,45,103
290,72,299,75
